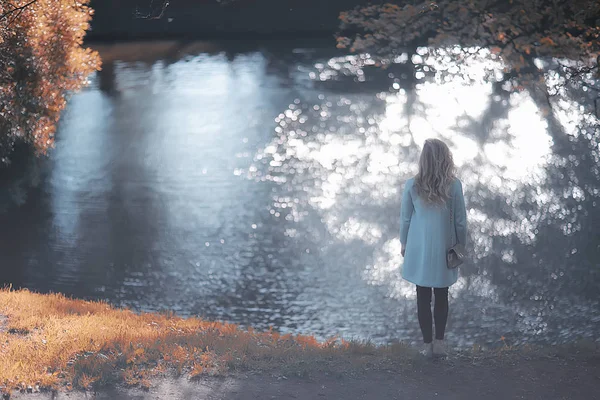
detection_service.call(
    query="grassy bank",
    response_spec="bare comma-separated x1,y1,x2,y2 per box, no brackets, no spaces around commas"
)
0,289,412,394
0,289,598,396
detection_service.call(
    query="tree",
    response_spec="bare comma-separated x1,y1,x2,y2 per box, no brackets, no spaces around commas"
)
337,1,600,97
0,0,100,164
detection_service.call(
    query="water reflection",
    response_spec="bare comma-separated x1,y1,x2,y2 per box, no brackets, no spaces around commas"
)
0,41,598,347
247,48,600,345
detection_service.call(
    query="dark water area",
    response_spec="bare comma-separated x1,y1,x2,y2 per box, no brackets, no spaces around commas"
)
1,40,599,347
88,0,371,40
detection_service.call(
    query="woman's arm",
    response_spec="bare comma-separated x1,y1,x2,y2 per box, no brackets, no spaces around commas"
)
454,180,468,245
400,180,414,255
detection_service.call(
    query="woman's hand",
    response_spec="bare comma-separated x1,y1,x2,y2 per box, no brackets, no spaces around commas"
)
401,245,406,257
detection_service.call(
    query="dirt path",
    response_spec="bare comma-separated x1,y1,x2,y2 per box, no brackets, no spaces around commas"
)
11,353,600,399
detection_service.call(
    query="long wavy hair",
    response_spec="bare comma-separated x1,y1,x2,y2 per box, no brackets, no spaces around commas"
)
414,139,456,205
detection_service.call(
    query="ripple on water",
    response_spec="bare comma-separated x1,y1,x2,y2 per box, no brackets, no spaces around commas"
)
2,42,599,347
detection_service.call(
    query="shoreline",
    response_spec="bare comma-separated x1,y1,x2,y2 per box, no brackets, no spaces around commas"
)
1,289,598,398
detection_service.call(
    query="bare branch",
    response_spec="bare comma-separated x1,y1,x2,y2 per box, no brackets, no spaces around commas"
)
0,0,39,21
134,0,169,20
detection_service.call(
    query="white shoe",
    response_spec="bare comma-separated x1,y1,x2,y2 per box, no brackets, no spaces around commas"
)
433,339,447,357
419,342,433,358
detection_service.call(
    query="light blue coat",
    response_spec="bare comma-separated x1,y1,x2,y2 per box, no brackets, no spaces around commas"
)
400,178,467,288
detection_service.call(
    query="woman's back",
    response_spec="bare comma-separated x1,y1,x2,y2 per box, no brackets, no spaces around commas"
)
400,178,465,288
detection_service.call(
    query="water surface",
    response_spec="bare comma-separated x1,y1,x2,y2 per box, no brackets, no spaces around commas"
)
1,40,599,347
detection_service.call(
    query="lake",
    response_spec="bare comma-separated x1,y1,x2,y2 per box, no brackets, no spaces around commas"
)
1,39,599,347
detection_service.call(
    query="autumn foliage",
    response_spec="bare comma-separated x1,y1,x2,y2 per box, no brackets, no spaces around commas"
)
338,1,600,81
0,0,100,164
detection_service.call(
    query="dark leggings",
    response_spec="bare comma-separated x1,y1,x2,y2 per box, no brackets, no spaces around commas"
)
416,286,449,343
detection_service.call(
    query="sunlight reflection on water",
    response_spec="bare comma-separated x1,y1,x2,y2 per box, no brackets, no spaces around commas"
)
246,47,600,345
2,42,599,347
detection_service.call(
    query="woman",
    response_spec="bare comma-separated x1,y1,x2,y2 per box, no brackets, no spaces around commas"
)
400,139,467,358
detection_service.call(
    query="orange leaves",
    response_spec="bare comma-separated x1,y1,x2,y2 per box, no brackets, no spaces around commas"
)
0,0,100,163
382,3,401,15
540,36,556,46
335,0,600,91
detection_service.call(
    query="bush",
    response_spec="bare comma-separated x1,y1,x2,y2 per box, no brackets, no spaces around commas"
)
0,0,101,164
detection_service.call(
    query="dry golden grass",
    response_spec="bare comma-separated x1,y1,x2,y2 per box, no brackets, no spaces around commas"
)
0,289,412,393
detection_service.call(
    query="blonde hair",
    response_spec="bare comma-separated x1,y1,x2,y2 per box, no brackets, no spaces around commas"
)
414,139,456,205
